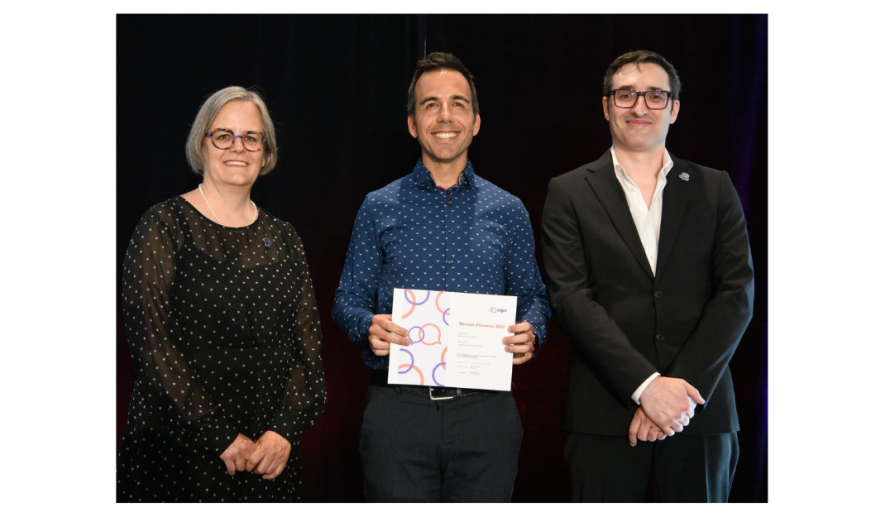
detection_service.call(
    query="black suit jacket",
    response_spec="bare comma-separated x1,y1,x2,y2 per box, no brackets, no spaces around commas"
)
541,151,754,436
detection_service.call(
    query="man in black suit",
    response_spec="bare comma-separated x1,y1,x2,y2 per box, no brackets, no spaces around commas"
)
541,50,754,502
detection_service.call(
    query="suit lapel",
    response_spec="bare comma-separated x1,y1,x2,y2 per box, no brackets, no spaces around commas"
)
655,154,694,278
585,152,654,280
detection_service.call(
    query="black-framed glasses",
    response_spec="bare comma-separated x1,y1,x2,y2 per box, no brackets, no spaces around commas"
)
609,89,673,110
205,128,267,151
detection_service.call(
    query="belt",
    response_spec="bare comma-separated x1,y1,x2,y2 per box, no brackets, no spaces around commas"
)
370,369,482,401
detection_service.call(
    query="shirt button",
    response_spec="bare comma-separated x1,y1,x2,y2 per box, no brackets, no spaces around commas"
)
447,202,451,206
631,188,636,192
656,334,665,342
447,196,451,200
448,260,453,264
647,219,651,224
448,229,454,233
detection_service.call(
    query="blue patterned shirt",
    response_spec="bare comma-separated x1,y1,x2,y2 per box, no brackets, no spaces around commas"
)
333,160,551,370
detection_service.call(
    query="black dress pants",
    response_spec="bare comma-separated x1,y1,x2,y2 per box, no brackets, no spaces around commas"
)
564,430,739,502
360,383,523,502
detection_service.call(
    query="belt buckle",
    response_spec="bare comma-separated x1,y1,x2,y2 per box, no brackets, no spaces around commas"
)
429,386,458,401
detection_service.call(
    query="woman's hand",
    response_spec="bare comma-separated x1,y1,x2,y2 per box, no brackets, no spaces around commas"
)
246,431,292,480
219,433,257,475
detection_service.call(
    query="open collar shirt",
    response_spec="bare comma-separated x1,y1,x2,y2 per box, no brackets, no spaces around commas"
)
333,159,551,370
610,146,673,276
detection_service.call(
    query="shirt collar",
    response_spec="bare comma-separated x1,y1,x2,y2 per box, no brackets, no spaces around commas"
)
609,146,674,180
411,159,477,189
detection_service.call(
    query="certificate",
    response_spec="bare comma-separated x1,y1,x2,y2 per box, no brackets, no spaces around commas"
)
388,288,517,391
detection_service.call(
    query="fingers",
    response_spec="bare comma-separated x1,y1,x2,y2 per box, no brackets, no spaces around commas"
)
684,382,705,405
368,336,393,356
507,322,533,334
637,409,661,444
220,434,256,475
369,314,410,348
685,395,698,419
223,457,236,476
646,422,660,442
263,462,286,480
504,323,535,364
252,450,288,479
502,332,533,346
371,313,393,325
369,327,407,347
245,446,263,473
656,421,675,437
628,410,642,447
505,346,534,365
371,314,409,337
511,351,533,365
504,342,534,355
253,453,273,476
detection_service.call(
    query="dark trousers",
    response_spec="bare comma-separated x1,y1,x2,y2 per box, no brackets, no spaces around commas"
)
360,383,523,502
564,431,739,502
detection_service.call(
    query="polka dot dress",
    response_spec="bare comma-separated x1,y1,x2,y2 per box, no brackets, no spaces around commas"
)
118,197,326,502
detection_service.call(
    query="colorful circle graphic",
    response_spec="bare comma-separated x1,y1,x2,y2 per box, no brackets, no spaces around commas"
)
435,291,447,313
432,362,446,386
420,323,442,345
398,364,425,385
408,326,426,345
398,348,415,373
401,289,431,319
405,289,431,306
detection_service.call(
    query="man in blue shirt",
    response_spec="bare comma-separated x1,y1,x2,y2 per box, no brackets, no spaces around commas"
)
333,52,550,502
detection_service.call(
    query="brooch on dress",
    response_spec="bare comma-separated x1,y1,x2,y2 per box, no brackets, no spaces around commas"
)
679,172,690,181
264,238,272,248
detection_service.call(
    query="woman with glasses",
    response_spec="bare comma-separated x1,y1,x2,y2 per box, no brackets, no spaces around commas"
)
117,86,326,502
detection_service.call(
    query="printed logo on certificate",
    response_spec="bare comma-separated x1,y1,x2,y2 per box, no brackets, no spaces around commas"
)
388,288,517,391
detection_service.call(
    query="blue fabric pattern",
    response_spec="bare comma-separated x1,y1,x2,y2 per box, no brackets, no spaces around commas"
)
333,160,551,369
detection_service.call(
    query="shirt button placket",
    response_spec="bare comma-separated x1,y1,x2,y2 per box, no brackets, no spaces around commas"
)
445,187,454,290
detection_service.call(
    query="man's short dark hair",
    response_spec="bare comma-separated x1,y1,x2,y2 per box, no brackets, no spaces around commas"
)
407,52,479,118
603,50,681,102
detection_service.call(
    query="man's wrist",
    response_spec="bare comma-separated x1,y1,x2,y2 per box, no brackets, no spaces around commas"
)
632,372,661,405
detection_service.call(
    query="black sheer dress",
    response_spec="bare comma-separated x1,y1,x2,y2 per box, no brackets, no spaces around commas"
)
118,197,326,502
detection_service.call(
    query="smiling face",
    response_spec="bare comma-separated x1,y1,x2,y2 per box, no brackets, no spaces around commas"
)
408,69,480,170
201,100,266,188
603,62,680,154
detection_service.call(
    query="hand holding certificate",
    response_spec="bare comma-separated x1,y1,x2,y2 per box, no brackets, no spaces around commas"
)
388,288,518,391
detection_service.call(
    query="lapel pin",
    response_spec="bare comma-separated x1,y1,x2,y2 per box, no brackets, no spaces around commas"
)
264,238,272,248
679,172,690,181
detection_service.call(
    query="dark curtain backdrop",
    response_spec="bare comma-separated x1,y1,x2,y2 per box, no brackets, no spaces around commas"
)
117,14,767,503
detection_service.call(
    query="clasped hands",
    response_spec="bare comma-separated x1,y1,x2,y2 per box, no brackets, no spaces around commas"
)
369,314,536,365
629,376,706,447
219,431,290,480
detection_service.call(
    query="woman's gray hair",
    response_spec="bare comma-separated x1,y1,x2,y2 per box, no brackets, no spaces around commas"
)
185,86,279,176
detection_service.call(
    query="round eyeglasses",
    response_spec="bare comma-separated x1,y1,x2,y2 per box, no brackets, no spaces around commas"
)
205,128,267,152
610,89,674,110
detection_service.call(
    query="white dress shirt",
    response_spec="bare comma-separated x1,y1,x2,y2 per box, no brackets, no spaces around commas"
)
608,147,675,405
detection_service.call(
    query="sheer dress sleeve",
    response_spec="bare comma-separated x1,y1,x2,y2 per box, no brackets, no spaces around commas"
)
267,222,327,446
121,204,239,456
